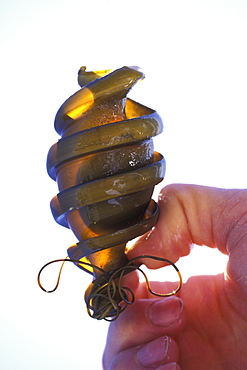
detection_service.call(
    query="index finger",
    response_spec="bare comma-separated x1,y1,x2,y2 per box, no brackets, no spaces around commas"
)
128,184,243,263
127,184,247,297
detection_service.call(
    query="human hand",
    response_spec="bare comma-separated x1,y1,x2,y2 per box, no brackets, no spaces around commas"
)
103,184,247,369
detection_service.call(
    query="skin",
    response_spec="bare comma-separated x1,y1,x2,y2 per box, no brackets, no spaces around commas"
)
103,184,247,369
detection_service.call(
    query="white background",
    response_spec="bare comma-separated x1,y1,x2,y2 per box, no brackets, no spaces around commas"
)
1,0,246,369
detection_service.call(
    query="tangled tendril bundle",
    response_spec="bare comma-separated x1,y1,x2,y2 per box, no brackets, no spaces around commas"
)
38,255,182,321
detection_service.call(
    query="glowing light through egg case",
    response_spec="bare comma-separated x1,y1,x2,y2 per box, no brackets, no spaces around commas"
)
38,66,182,320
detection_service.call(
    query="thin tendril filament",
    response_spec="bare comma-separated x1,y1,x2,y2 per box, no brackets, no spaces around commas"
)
37,255,182,321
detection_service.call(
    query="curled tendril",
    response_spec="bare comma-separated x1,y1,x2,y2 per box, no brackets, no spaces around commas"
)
37,255,182,321
37,257,106,292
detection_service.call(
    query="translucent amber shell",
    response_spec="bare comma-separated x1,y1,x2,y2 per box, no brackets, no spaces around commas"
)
47,66,165,318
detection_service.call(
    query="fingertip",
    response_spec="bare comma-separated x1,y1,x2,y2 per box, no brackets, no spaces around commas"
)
148,296,183,328
126,217,164,263
136,336,179,368
127,188,192,266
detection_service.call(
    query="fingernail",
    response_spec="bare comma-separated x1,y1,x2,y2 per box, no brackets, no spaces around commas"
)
149,296,183,327
136,336,169,367
156,362,179,370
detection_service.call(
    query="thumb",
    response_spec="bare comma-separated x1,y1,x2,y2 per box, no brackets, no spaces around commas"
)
127,184,247,303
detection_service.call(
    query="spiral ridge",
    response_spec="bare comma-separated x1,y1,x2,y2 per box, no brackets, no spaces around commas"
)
47,66,166,318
